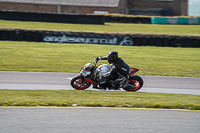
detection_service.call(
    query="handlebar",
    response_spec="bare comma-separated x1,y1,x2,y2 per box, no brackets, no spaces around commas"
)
93,57,101,66
93,57,98,66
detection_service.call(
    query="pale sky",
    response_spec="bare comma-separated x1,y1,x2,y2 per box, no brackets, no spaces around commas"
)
188,0,200,16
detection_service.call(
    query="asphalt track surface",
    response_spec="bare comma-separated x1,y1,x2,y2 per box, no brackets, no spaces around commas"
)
0,71,200,133
0,71,200,95
1,107,200,133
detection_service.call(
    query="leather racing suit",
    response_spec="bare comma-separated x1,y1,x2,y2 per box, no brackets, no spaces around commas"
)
100,56,131,89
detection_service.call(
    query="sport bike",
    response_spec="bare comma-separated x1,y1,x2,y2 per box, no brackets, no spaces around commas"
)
70,57,143,91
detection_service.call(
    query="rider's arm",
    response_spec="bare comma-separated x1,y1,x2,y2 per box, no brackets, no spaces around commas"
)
100,56,107,60
96,56,107,61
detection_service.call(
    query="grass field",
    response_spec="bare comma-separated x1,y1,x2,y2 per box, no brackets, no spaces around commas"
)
1,90,200,110
0,41,200,77
0,20,199,109
1,20,200,35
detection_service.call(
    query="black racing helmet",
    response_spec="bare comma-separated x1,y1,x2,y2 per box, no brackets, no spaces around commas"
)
107,51,118,64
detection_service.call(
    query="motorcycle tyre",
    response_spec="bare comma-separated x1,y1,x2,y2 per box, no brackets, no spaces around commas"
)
123,75,143,92
71,76,91,90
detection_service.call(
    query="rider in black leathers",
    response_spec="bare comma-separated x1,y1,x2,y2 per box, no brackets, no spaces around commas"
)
97,51,131,90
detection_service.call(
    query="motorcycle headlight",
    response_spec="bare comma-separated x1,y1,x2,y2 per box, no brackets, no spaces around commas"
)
81,70,91,76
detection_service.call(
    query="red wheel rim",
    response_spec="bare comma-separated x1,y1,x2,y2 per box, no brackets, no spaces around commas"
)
125,80,141,91
72,79,90,90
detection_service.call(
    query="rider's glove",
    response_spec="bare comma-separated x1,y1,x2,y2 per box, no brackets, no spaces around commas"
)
96,57,102,61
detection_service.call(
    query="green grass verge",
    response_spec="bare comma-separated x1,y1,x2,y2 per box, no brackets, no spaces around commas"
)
0,41,200,77
1,20,200,35
1,90,200,110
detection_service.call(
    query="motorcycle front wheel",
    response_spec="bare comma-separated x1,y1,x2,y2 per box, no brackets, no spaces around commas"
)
123,75,143,92
71,76,91,90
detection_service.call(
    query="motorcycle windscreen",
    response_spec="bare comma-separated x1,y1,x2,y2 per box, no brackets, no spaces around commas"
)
83,63,91,70
96,64,111,76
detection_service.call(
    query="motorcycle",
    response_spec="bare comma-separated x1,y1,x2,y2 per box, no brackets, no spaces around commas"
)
70,57,143,92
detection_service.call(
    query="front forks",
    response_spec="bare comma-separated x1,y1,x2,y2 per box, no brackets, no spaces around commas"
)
80,75,86,83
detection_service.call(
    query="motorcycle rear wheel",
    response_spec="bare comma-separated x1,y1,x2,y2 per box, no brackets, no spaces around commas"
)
71,76,91,90
123,75,143,92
